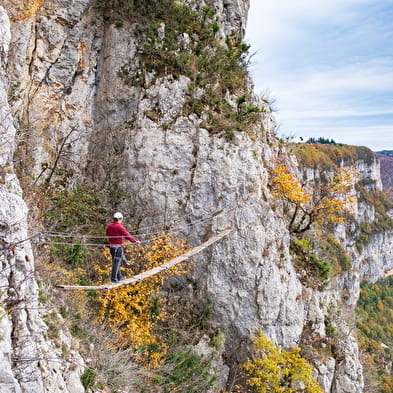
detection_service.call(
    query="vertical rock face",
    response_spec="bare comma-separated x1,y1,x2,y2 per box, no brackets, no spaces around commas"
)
7,0,100,183
0,6,84,393
2,1,393,392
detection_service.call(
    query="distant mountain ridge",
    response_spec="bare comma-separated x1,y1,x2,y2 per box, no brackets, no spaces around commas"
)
376,150,393,196
377,150,393,157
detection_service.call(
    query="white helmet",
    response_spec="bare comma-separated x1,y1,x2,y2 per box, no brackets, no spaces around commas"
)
113,212,123,219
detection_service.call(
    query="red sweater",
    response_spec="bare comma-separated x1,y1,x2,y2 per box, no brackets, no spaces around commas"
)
106,222,137,245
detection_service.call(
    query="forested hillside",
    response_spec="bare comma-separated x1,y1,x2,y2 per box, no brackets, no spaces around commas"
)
357,277,393,392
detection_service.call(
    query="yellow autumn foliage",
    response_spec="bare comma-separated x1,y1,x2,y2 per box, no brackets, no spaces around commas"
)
271,166,356,233
242,331,323,393
95,233,188,366
271,166,312,205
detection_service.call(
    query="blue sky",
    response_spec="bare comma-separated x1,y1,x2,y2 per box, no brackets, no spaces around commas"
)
245,0,393,151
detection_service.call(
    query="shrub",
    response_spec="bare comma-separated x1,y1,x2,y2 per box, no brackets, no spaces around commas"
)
103,0,263,137
44,186,107,232
242,330,323,393
290,237,332,288
309,253,331,278
95,233,188,366
64,244,87,268
81,368,96,390
155,349,216,393
324,316,335,337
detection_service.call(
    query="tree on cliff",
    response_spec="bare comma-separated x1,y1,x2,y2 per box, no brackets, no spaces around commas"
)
271,166,356,233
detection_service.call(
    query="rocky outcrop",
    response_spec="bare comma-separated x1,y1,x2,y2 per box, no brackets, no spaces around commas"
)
377,151,393,197
2,1,393,393
0,6,84,393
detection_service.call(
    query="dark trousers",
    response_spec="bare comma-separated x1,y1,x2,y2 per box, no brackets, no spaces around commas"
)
109,246,126,282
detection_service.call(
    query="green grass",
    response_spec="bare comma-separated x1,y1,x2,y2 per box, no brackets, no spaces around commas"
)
155,349,216,393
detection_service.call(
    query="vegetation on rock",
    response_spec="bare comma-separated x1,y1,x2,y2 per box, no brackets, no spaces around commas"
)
99,0,266,138
242,331,323,393
155,349,217,393
95,233,188,366
270,144,358,289
271,166,356,234
291,143,376,169
353,185,393,252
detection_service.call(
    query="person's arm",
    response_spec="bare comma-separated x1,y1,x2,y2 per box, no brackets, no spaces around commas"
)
119,224,138,243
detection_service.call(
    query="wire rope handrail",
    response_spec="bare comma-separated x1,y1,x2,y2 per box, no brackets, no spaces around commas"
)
1,206,236,250
39,210,227,239
55,228,232,290
32,216,218,247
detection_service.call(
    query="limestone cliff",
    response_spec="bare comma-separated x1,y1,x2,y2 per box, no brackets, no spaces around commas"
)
0,6,84,393
1,1,393,393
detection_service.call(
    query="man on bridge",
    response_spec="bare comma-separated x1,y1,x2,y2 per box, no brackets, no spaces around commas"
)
106,212,140,283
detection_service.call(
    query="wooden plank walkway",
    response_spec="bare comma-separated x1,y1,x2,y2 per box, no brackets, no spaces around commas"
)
55,228,232,290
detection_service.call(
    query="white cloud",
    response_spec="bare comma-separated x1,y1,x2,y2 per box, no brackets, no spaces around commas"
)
246,0,375,50
246,0,393,149
284,109,393,120
259,64,392,132
299,63,393,94
273,60,393,109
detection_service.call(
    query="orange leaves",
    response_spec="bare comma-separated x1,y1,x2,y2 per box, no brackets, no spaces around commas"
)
95,233,188,367
242,331,323,393
313,167,356,225
271,166,356,233
271,166,311,205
